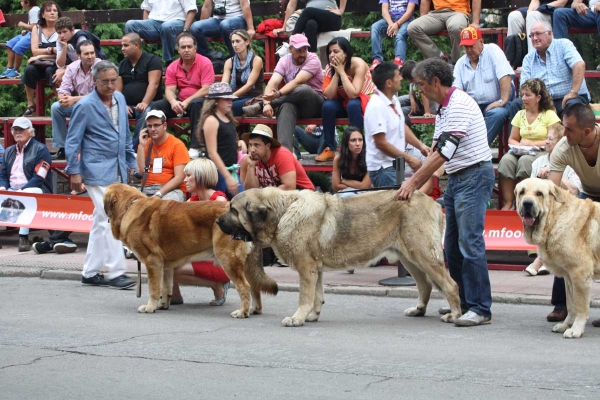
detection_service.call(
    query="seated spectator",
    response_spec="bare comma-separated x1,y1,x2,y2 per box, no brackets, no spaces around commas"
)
50,40,101,161
0,117,75,255
148,34,214,159
240,124,315,190
317,37,376,162
220,29,264,116
453,26,515,144
407,0,479,64
199,82,244,199
116,33,163,151
403,143,439,196
191,0,255,58
370,0,418,70
553,0,600,69
499,78,560,210
171,158,230,306
125,0,197,67
54,16,106,74
525,123,581,276
332,126,372,197
293,124,338,159
272,0,344,51
0,0,39,79
242,34,324,153
398,60,438,120
21,1,61,117
507,0,569,54
136,110,190,201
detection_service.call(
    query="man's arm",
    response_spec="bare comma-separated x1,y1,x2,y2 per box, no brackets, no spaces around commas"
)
138,69,162,112
22,147,52,190
183,84,210,106
372,133,422,170
157,164,186,196
164,85,179,106
395,150,446,200
486,74,512,111
279,70,314,95
471,0,481,26
548,171,564,187
240,0,255,36
183,10,196,31
278,171,297,190
420,0,431,16
200,0,213,20
241,157,260,189
405,124,430,156
562,61,586,108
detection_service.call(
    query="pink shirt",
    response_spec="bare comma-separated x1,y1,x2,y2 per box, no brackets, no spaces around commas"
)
57,58,101,96
274,52,324,95
10,140,30,190
165,54,215,101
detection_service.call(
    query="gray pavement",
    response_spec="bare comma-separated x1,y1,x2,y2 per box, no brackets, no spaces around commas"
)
1,231,600,308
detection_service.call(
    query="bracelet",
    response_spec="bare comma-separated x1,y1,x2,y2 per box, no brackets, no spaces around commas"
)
277,89,282,97
263,102,271,106
570,90,578,94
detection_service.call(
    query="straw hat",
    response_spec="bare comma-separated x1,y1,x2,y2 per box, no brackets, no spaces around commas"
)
242,124,281,147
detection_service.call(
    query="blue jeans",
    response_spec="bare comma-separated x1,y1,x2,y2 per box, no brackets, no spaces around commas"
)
480,103,510,145
444,161,495,318
125,19,184,62
232,96,252,116
368,166,397,188
370,18,410,62
553,8,599,39
321,98,363,153
190,17,247,57
51,102,73,148
552,192,600,309
294,126,323,158
7,32,32,56
215,169,244,200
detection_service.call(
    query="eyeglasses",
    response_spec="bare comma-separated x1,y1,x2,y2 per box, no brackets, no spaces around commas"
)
146,123,164,130
528,30,549,38
98,78,118,86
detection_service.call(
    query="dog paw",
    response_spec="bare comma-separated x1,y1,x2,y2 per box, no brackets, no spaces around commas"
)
249,306,262,315
230,309,249,319
281,316,304,327
440,313,457,323
137,304,156,313
563,328,584,339
305,311,320,322
404,306,426,317
552,322,569,333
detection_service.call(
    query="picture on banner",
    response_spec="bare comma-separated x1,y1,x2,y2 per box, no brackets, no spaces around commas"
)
0,195,37,225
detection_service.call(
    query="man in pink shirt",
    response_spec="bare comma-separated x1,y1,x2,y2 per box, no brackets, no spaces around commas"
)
148,34,214,159
243,34,325,152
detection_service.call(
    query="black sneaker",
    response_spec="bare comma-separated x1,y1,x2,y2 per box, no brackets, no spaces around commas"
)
32,241,53,254
82,273,109,286
107,274,136,289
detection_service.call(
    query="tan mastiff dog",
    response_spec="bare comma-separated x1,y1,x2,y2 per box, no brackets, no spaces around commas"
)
516,178,600,338
104,183,278,317
216,187,462,327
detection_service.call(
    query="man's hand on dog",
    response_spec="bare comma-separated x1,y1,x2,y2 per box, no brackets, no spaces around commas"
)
394,177,418,200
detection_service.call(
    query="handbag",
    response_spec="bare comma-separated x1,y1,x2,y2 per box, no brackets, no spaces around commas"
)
243,95,264,107
31,57,56,67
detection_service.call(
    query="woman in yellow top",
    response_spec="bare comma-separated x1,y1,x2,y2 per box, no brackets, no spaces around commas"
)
498,78,560,210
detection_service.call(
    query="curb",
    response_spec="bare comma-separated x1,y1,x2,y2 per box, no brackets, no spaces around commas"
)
3,268,600,309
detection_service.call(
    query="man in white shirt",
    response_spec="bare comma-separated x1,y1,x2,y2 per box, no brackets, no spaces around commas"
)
125,0,198,66
364,62,429,187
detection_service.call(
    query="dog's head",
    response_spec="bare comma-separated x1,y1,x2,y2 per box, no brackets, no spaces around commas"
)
515,178,565,244
0,198,26,223
104,183,146,240
216,188,291,246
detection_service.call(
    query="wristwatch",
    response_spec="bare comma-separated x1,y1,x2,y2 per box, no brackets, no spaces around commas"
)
182,28,189,33
498,99,504,106
155,191,163,198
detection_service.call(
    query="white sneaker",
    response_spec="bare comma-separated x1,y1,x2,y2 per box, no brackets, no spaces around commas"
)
188,148,201,159
525,264,538,276
276,43,290,57
454,311,491,327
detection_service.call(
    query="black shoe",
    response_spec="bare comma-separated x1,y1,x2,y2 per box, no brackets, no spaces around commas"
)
18,236,31,252
82,273,109,286
32,241,53,254
52,148,66,160
107,274,136,289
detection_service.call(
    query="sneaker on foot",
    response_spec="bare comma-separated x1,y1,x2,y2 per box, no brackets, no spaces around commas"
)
525,263,538,276
315,147,335,162
188,147,201,159
82,273,109,286
18,236,31,252
369,59,382,71
0,67,10,78
107,274,136,289
32,241,53,254
393,57,404,67
454,310,491,326
53,240,77,254
242,102,263,116
5,68,20,79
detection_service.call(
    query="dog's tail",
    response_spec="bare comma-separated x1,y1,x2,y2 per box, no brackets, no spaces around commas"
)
245,245,278,296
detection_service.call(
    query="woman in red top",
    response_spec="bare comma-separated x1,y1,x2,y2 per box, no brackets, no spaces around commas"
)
171,158,230,306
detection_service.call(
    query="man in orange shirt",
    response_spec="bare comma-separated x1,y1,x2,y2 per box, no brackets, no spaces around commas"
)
137,110,190,201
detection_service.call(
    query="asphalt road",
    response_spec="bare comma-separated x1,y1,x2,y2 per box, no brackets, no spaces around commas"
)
1,277,599,400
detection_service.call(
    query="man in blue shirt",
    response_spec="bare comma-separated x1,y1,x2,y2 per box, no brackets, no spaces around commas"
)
453,26,514,144
509,20,590,119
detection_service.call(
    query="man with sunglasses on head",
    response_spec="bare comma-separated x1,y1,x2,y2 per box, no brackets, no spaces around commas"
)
116,32,163,151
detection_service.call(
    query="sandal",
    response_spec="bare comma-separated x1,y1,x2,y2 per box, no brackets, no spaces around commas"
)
210,281,230,306
22,105,36,117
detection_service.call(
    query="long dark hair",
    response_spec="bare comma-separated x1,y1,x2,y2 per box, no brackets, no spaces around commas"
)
38,1,62,28
326,37,353,78
339,126,366,178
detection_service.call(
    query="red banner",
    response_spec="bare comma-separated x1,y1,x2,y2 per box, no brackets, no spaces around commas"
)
481,210,535,251
0,191,93,232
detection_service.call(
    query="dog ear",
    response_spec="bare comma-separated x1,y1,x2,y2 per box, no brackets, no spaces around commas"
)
103,190,116,219
247,204,269,229
549,182,566,203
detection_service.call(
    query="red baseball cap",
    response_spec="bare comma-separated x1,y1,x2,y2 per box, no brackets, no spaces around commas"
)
459,26,482,46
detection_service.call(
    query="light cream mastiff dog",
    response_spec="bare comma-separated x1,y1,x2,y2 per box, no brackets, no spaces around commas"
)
216,187,462,327
516,178,600,338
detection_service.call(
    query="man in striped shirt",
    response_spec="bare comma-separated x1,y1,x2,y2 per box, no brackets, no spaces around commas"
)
395,58,494,327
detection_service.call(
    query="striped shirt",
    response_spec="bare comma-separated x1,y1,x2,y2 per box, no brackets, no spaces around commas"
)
434,87,492,174
521,38,590,101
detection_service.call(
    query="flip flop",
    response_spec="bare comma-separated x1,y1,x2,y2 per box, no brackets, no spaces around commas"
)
210,281,230,306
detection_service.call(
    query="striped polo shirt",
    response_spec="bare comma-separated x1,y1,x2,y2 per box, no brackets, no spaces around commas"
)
434,87,492,174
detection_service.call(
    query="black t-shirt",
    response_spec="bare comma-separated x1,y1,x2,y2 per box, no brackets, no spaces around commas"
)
118,52,164,105
209,115,238,167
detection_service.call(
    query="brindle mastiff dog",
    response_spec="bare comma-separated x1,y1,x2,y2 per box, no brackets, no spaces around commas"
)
104,183,278,317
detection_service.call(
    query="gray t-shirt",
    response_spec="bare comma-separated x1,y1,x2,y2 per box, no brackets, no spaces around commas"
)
305,0,338,10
